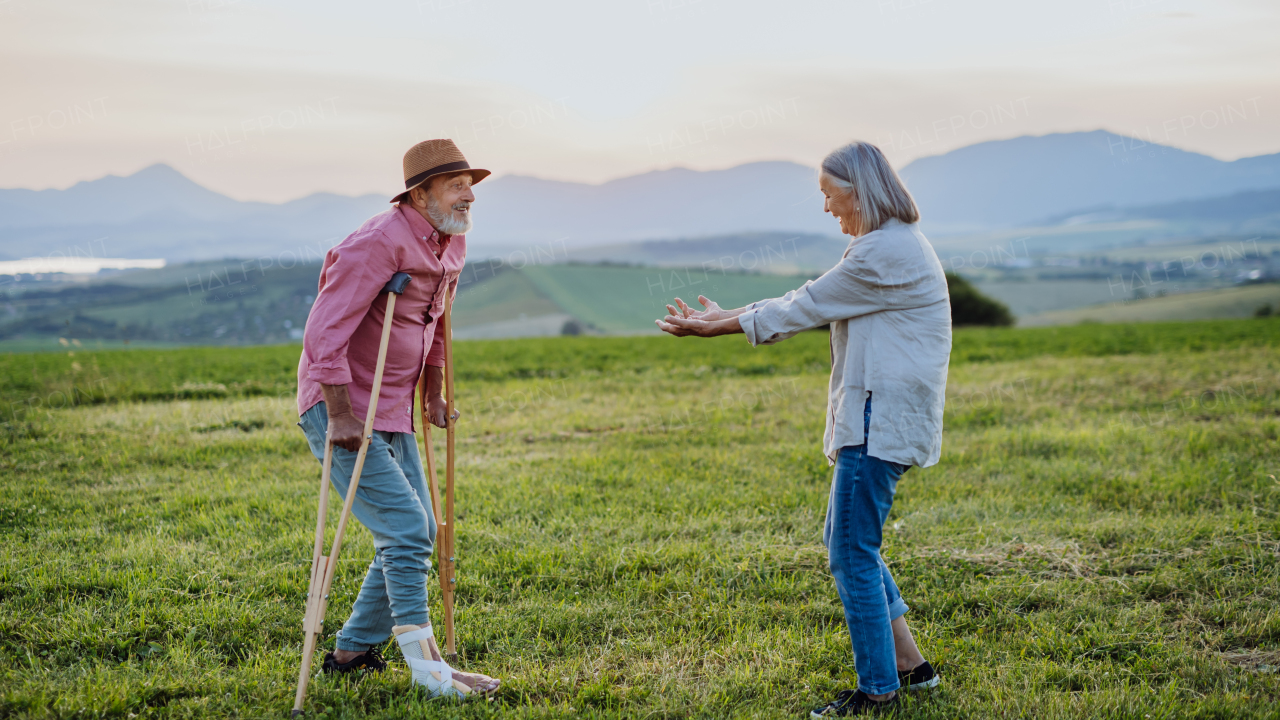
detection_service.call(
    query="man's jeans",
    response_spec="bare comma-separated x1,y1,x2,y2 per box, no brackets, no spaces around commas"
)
299,401,437,651
823,395,910,695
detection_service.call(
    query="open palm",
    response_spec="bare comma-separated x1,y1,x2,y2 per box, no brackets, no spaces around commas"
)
668,295,724,322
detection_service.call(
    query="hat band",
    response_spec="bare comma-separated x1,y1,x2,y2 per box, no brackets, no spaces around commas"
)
404,160,472,190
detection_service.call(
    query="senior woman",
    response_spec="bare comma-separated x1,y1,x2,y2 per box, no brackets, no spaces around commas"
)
656,141,951,717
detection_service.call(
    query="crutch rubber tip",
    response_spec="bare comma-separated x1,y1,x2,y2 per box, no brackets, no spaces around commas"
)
291,710,304,718
446,652,458,663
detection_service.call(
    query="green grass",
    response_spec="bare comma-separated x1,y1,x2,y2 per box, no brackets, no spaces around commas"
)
0,338,183,354
5,319,1278,422
1,320,1279,718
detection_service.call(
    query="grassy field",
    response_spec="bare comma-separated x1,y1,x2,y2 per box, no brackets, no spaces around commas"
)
2,320,1279,719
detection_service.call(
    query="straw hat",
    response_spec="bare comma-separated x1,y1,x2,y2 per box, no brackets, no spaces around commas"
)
391,139,490,203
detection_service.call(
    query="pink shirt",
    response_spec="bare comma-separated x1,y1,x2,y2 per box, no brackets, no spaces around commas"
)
296,204,465,433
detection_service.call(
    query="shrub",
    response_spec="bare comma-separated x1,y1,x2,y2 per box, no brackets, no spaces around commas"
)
946,272,1014,326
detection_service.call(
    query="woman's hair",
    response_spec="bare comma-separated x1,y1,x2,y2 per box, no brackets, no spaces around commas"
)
820,142,920,233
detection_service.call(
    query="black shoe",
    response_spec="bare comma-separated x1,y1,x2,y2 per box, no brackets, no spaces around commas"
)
898,661,940,691
810,689,898,718
321,647,387,675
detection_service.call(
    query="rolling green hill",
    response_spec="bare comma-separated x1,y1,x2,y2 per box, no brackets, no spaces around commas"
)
452,267,562,328
518,264,817,334
4,255,1275,352
0,261,824,350
1021,283,1280,326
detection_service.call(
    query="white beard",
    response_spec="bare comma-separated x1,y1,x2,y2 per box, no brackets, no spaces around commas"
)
426,196,473,235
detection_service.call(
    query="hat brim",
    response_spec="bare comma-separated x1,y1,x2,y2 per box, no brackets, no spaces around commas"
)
391,168,490,204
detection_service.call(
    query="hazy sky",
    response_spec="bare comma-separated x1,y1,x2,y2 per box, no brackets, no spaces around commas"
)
1,0,1276,202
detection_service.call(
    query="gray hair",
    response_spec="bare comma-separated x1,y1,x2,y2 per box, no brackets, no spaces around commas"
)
820,142,919,233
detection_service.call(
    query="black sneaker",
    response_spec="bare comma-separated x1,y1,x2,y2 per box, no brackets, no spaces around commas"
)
810,689,898,718
898,661,940,691
321,647,387,675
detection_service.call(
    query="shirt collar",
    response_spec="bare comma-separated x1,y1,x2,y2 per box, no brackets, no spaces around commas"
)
398,203,456,259
398,203,440,244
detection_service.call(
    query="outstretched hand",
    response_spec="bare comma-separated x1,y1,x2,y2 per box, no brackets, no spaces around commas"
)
655,295,741,338
673,296,724,322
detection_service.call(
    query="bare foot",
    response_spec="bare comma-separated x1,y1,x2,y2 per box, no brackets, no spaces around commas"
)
424,635,499,694
390,623,501,695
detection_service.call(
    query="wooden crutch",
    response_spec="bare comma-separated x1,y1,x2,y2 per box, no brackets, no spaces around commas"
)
292,271,411,718
412,280,458,655
439,284,459,662
415,280,457,663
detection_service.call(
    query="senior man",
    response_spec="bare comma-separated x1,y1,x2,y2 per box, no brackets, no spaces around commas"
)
295,139,499,699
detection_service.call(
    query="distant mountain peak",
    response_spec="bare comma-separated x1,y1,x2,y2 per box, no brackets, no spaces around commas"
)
60,162,203,194
129,163,189,180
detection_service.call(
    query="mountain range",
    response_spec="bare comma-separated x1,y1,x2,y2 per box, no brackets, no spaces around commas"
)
2,130,1278,263
899,131,1280,232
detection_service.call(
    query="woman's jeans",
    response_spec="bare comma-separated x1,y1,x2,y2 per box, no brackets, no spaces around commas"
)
823,395,910,695
299,401,438,651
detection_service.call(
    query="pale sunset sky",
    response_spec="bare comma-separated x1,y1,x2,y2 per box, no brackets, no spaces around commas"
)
1,0,1277,202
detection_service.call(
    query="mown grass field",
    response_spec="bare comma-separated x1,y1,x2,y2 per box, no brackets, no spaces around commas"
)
2,319,1279,719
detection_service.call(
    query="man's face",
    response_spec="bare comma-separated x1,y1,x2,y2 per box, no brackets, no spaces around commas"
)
410,172,475,235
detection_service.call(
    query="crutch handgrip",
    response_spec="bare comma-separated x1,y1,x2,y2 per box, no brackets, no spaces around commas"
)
381,272,412,295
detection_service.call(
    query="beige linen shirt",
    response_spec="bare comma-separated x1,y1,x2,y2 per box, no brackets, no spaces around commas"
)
739,219,952,467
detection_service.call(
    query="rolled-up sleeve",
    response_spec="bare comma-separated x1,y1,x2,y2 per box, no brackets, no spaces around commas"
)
739,281,812,345
304,230,399,384
424,278,456,368
746,282,810,313
743,245,934,347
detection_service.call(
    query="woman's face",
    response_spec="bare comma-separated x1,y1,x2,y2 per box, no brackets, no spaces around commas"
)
820,173,861,237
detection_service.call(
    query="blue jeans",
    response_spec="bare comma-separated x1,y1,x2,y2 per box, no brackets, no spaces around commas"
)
823,394,910,695
298,401,438,651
